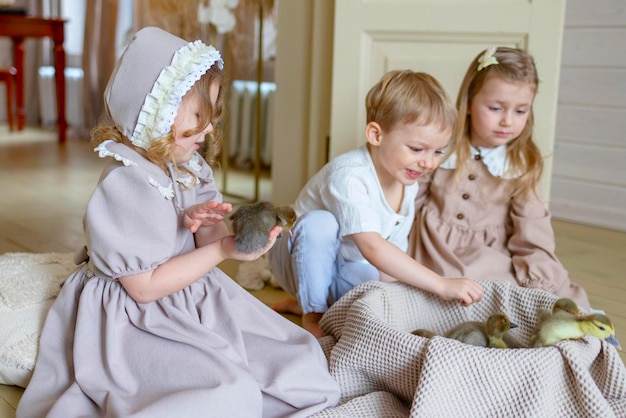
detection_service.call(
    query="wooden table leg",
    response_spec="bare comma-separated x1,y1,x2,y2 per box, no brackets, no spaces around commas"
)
13,37,25,131
53,38,66,144
2,16,67,144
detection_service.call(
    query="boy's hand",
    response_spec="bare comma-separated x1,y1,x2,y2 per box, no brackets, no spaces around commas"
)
441,277,484,306
184,201,232,233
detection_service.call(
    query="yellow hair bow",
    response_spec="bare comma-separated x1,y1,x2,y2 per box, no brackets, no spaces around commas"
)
477,46,499,71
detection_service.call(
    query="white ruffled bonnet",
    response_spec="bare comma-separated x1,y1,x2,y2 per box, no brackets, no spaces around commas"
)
104,26,223,150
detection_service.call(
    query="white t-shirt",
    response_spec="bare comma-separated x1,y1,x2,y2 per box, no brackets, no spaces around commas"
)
295,145,418,262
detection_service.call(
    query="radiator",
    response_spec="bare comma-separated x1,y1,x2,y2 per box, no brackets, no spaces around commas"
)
228,80,275,168
37,66,84,128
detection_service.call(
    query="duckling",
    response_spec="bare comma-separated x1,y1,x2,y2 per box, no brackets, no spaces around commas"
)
445,313,518,349
502,331,525,349
229,202,297,253
502,299,581,349
411,329,438,338
530,313,622,349
551,297,581,317
536,297,581,324
529,297,584,348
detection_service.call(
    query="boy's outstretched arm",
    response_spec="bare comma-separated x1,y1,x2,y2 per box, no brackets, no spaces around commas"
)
352,232,484,306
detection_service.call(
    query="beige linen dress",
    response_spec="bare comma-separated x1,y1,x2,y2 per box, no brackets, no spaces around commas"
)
409,156,590,309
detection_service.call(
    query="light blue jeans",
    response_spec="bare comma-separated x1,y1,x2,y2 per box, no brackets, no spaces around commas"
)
268,210,379,314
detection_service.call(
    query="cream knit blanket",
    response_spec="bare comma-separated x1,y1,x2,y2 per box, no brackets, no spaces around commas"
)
0,252,77,387
313,280,626,417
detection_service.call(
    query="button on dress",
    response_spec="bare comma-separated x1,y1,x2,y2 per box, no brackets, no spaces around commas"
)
410,158,589,310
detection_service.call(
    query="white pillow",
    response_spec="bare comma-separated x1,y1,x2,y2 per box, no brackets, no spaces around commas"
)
0,252,76,387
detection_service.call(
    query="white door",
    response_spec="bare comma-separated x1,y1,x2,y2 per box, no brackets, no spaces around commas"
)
329,0,566,200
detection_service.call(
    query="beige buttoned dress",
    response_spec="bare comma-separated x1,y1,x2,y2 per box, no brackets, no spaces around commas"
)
409,157,590,310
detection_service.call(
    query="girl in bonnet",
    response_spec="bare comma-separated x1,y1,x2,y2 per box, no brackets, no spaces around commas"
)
17,27,340,417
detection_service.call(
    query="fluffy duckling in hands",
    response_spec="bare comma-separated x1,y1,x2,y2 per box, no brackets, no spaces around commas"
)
445,313,518,349
229,202,297,253
530,312,622,349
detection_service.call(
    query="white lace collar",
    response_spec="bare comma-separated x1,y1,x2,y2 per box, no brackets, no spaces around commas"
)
440,144,519,179
94,140,210,199
95,140,174,198
94,140,138,167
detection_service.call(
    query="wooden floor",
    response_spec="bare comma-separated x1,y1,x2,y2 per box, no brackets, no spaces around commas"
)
0,127,624,416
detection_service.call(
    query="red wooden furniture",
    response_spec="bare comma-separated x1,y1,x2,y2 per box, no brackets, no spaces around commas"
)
0,66,17,131
0,14,67,143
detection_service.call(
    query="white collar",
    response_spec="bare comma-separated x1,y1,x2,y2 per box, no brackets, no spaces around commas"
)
439,144,519,179
94,140,205,198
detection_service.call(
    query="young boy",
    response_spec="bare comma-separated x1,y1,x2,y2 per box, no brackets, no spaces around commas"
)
269,70,484,337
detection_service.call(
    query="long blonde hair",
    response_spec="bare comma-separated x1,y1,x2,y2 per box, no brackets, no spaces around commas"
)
449,47,541,199
91,65,224,172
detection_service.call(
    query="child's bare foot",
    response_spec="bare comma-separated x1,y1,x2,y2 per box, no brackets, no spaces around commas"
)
302,312,325,338
272,297,303,315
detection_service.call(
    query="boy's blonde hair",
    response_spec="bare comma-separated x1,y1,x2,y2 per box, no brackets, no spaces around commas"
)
366,70,457,134
91,66,224,172
450,46,541,199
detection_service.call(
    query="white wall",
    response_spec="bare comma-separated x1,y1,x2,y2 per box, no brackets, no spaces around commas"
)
271,0,333,206
550,0,626,232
